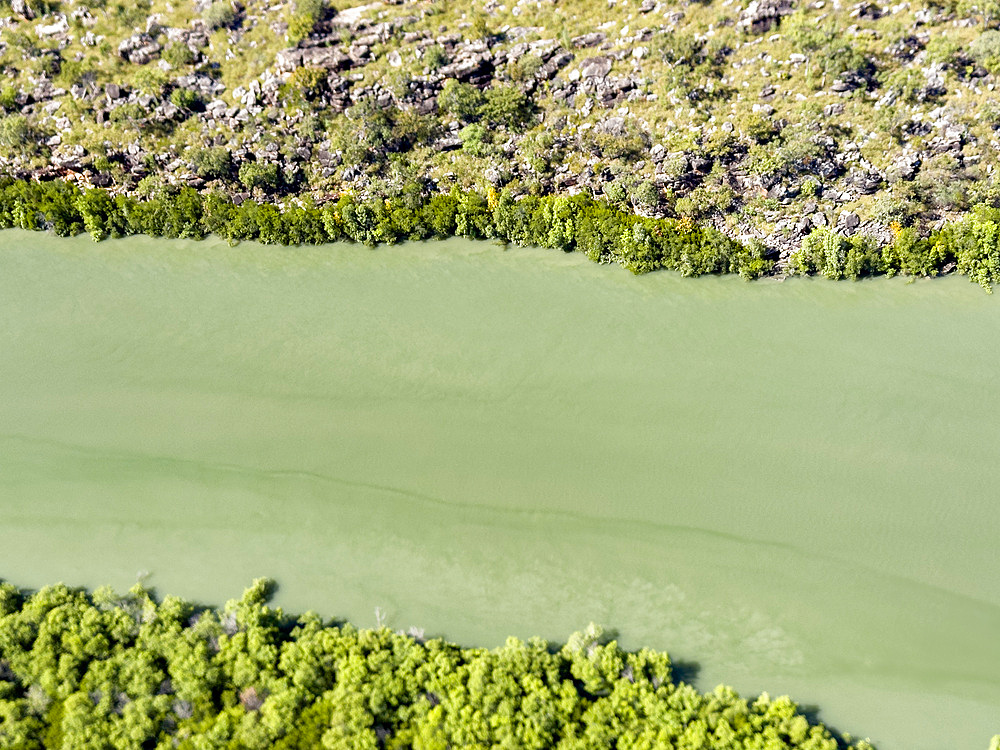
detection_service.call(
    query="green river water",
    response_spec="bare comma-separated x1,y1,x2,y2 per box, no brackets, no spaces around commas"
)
0,230,998,748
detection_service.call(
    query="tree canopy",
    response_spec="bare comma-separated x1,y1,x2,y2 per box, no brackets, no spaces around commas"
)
0,579,888,750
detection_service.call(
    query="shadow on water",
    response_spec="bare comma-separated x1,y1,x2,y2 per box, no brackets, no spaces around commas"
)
669,658,701,686
800,704,871,750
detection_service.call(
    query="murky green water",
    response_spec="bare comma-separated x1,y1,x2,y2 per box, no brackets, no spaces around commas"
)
1,230,998,748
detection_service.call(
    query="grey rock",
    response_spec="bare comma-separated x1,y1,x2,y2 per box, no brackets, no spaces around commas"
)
415,96,436,115
571,32,606,48
174,73,226,98
36,15,69,37
738,0,796,34
846,170,883,195
437,52,493,83
433,135,463,151
11,0,34,19
886,155,921,182
580,56,613,79
886,34,926,61
596,116,627,136
690,157,712,174
348,44,371,64
276,47,352,71
849,2,885,20
118,34,161,65
158,101,179,119
839,211,860,229
537,50,574,80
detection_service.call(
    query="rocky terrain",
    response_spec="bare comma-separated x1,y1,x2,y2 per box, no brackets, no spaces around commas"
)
3,0,1000,262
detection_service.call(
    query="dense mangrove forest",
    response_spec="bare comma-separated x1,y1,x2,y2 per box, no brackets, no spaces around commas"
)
0,578,883,750
5,177,1000,289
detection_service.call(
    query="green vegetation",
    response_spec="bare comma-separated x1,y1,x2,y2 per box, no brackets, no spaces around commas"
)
10,176,1000,289
2,0,1000,267
0,578,885,749
0,176,772,279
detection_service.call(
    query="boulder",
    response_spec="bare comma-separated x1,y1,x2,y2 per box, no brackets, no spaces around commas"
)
596,116,627,136
571,32,606,48
886,155,920,182
11,0,34,19
437,52,493,83
580,56,612,79
738,0,795,34
118,34,161,65
536,50,573,80
277,47,352,71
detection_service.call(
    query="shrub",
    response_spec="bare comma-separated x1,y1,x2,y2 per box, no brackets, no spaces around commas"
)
238,161,281,192
791,226,841,278
203,0,236,30
934,206,1000,291
438,79,483,121
968,30,1000,72
133,67,169,96
0,114,31,150
629,180,661,213
0,85,17,111
286,0,325,44
738,112,777,144
459,123,491,156
508,53,543,82
162,42,196,67
169,87,201,110
423,44,447,71
287,66,327,100
191,147,233,180
882,226,947,277
792,227,884,280
479,84,534,130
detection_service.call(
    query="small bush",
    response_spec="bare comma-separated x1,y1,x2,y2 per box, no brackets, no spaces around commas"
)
238,161,281,192
791,227,882,280
133,67,169,96
203,1,236,30
169,88,201,110
0,114,32,150
191,147,232,180
508,54,543,82
438,80,483,121
423,45,447,71
968,30,1000,72
162,42,196,67
286,0,325,44
0,85,17,112
459,123,491,156
479,85,534,130
287,66,327,100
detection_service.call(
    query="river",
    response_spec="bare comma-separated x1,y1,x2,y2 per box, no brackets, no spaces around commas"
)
0,230,997,748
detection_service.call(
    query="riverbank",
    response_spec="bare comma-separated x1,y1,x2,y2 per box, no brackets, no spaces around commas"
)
3,176,1000,289
0,577,878,749
4,0,1000,258
1,233,998,748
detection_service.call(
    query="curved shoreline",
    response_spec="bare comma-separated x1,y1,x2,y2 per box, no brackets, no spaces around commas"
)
0,577,888,750
3,176,1000,290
